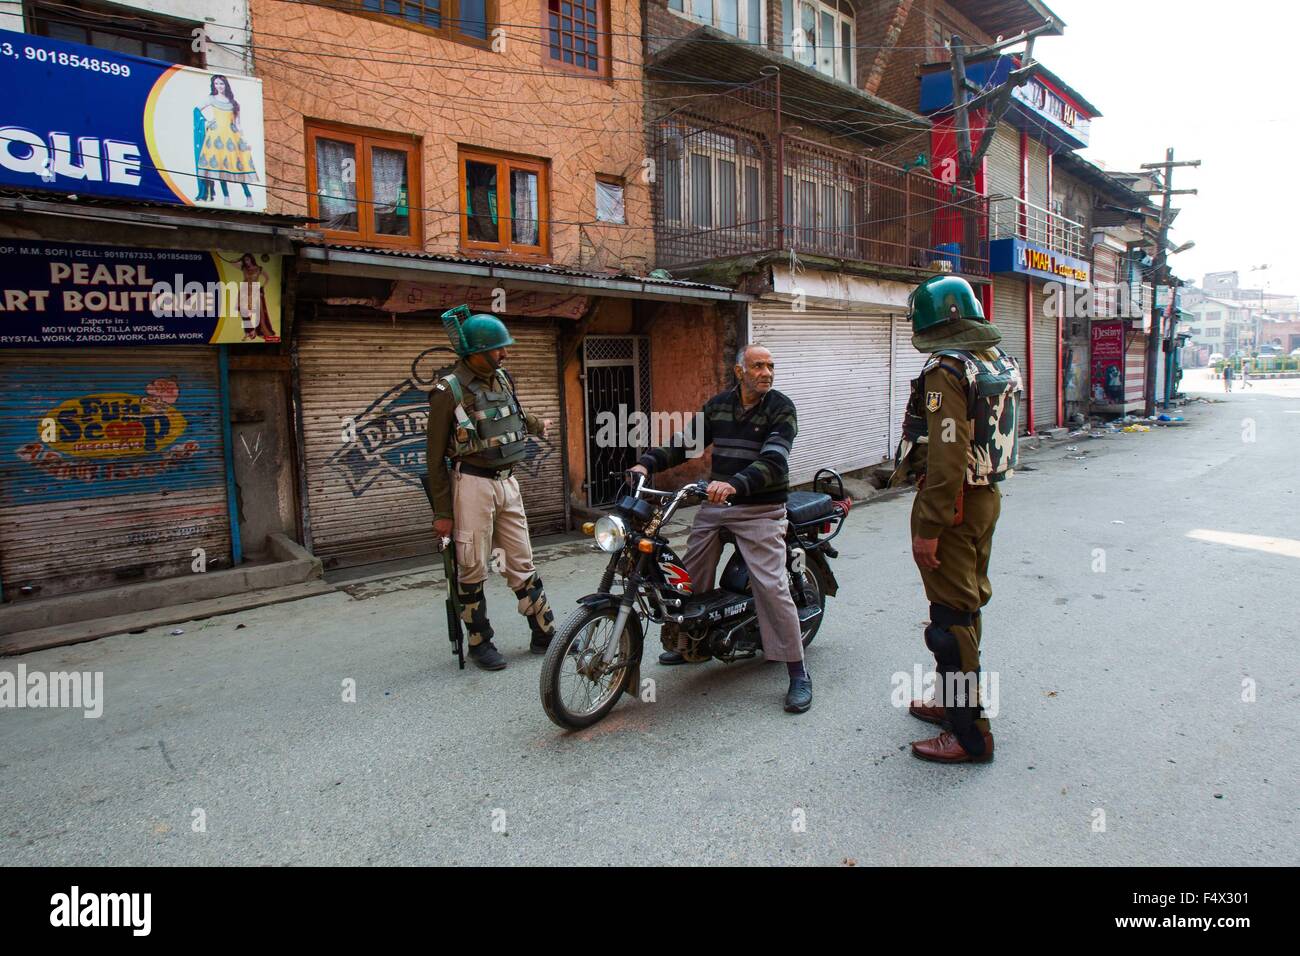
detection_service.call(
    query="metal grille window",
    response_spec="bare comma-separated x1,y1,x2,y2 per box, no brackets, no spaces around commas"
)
548,0,606,73
659,122,763,236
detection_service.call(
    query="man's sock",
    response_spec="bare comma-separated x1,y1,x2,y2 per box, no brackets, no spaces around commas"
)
786,660,808,681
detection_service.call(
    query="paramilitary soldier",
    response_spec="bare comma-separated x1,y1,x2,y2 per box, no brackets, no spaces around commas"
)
891,275,1022,763
426,306,556,671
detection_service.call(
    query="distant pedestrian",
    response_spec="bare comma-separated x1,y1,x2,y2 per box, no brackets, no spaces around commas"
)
1223,364,1234,392
1241,362,1252,389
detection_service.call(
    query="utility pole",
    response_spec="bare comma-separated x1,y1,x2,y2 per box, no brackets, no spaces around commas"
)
1141,149,1200,414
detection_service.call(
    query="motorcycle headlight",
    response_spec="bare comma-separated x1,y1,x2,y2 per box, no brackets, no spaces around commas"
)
594,515,628,553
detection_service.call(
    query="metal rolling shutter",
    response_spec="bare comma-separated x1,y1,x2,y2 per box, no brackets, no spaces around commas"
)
991,276,1029,434
297,315,564,564
890,314,927,453
986,124,1021,201
0,348,230,599
750,303,892,484
1027,138,1049,212
1032,283,1059,429
1125,333,1147,405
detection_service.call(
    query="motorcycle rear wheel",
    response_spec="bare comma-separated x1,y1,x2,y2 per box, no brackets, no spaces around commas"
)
540,604,643,730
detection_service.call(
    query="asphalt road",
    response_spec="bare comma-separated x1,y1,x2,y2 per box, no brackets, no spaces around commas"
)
2,367,1296,866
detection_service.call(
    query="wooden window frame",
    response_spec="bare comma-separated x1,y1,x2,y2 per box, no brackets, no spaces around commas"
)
305,120,423,250
458,146,551,259
311,1,497,51
543,0,611,77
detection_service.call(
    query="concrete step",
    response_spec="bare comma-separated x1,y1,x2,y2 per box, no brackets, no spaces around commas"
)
0,533,321,635
0,579,338,656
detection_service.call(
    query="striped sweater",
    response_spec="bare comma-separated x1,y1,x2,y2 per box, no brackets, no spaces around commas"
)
638,386,798,505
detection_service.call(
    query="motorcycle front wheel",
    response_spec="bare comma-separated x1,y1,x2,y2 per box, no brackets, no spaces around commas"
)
540,604,643,730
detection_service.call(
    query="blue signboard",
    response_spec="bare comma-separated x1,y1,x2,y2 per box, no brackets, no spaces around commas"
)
0,28,265,209
989,237,1091,287
0,241,283,346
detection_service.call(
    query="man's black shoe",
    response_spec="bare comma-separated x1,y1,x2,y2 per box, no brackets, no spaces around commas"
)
658,651,705,665
784,675,813,713
468,640,507,671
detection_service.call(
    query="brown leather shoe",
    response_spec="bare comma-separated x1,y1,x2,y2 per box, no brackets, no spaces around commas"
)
910,730,994,764
908,699,949,727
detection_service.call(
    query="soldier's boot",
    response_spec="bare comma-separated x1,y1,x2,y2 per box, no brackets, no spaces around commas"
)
459,581,506,671
912,603,992,763
514,573,556,655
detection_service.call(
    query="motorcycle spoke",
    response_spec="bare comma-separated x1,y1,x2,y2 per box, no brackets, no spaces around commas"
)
556,614,627,718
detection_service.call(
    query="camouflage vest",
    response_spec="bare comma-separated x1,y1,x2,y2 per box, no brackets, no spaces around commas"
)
436,366,529,466
893,347,1023,486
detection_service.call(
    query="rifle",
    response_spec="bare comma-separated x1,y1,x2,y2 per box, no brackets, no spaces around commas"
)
421,472,465,669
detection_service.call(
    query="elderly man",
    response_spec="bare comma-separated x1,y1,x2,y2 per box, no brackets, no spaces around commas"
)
630,344,811,713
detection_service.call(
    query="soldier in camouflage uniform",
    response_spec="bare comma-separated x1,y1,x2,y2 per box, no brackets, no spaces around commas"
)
891,276,1023,763
427,306,556,671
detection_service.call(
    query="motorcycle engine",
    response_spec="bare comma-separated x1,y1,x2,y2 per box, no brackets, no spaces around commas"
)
659,620,711,663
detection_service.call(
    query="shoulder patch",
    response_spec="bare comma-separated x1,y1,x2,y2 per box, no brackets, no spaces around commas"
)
926,391,942,413
435,382,447,392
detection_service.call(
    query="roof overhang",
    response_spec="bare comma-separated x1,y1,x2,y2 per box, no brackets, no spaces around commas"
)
961,0,1065,39
297,246,753,304
647,26,929,147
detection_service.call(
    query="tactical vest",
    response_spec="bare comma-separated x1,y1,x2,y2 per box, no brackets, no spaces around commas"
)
893,347,1023,486
437,366,529,466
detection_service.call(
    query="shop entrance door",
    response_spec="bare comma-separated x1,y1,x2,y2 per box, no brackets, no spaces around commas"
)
583,335,651,507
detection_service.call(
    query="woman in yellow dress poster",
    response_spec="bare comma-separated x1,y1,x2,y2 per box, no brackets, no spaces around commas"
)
197,75,259,208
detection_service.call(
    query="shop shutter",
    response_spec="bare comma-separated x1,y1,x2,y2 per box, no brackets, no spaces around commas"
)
297,314,565,566
891,314,928,454
0,348,230,599
991,276,1029,434
750,303,893,484
1032,282,1059,430
1027,137,1049,212
1125,333,1147,405
986,124,1021,201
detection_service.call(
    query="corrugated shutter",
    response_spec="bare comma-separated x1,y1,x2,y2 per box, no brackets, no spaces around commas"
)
986,124,1020,201
1032,283,1058,429
0,348,230,599
750,303,892,484
1027,137,1049,211
991,276,1029,434
891,314,927,452
1125,333,1146,404
297,314,564,565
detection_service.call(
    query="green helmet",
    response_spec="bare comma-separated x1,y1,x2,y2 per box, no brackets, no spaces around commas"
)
441,305,514,357
908,275,985,333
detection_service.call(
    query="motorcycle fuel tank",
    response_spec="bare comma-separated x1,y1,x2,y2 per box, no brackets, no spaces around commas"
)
655,544,693,594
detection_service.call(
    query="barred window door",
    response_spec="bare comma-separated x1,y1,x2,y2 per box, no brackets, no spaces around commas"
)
583,335,652,507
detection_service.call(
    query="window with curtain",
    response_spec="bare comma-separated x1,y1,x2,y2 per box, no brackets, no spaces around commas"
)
669,0,765,43
307,122,421,248
311,1,490,45
459,147,550,256
784,0,855,82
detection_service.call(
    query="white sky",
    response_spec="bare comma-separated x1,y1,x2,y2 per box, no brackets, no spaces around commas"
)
1034,0,1300,296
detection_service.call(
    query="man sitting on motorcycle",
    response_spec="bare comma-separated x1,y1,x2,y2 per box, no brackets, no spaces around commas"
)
629,344,812,714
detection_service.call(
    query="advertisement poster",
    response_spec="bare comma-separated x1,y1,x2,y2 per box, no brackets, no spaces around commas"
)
0,241,281,346
0,27,265,210
0,362,226,508
1090,320,1126,403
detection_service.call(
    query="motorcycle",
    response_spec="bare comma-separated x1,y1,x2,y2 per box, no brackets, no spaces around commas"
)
539,469,851,729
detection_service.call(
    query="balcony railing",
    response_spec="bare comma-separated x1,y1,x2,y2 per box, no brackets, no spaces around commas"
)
988,195,1086,261
648,75,989,277
652,126,989,275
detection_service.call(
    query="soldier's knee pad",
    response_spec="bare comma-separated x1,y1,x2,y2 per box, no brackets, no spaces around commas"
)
513,573,554,635
456,580,494,641
924,602,976,669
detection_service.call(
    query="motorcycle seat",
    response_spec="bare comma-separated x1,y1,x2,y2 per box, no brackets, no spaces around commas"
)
786,491,835,526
